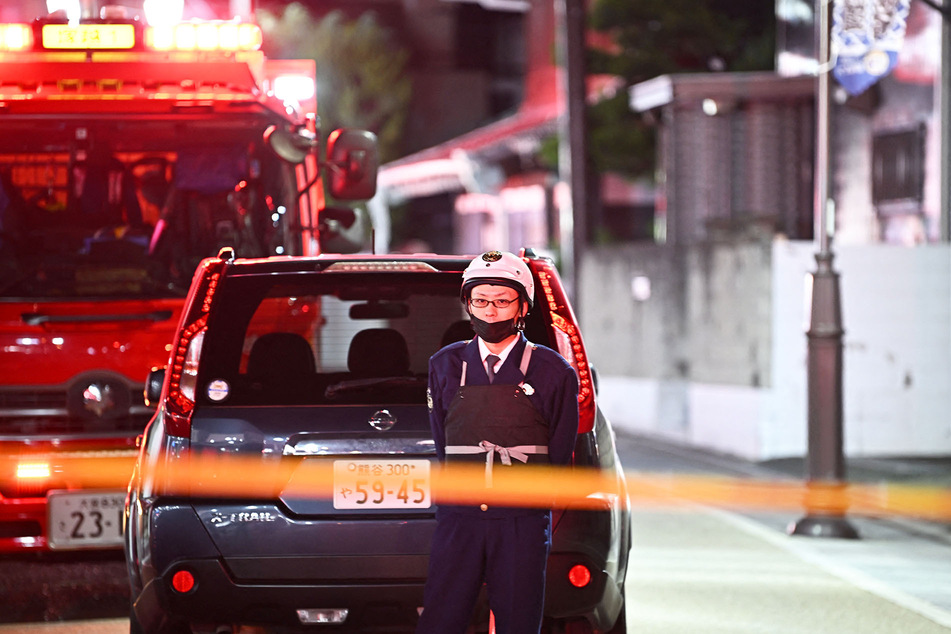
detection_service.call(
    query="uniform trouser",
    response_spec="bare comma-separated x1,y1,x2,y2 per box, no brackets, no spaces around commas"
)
416,508,552,634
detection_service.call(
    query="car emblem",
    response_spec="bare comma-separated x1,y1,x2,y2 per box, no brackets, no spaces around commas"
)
368,409,397,431
82,383,115,418
482,250,502,262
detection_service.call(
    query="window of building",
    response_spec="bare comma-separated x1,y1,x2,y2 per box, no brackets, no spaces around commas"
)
454,4,525,115
872,124,925,211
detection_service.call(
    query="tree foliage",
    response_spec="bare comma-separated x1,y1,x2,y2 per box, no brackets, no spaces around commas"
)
256,3,412,163
585,0,775,180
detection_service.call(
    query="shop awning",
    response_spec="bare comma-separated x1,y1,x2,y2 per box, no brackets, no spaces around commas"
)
378,102,560,202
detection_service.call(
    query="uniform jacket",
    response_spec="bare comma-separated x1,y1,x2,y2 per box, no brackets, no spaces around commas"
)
428,333,580,470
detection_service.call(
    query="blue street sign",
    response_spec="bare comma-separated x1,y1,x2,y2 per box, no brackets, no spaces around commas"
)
832,0,910,96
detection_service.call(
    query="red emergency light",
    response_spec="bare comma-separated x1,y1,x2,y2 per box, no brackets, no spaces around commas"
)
145,22,262,52
0,24,32,51
0,20,261,54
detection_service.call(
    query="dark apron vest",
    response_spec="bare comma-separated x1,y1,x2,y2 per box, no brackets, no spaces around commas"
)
444,344,549,486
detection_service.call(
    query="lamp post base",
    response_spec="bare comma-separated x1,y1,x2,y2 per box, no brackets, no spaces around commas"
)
788,514,860,539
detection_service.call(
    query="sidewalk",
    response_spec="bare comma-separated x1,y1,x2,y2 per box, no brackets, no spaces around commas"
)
761,453,951,489
619,430,951,487
617,432,951,629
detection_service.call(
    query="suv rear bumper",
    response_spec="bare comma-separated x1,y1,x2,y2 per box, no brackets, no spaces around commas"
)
545,551,625,630
131,501,436,629
134,551,623,633
135,556,428,631
132,501,625,631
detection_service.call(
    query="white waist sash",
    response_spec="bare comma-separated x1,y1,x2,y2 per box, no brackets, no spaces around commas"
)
445,440,548,487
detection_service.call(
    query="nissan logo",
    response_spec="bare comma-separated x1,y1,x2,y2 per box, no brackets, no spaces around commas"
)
82,383,116,418
368,409,397,431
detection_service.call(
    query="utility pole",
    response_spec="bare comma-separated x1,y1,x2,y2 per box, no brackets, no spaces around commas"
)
789,0,859,540
942,0,951,241
916,0,951,239
555,0,588,301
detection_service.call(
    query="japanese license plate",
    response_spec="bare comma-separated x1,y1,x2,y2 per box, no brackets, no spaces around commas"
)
47,490,125,550
333,459,431,510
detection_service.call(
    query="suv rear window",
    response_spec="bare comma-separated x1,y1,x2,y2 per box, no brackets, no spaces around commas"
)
195,271,548,407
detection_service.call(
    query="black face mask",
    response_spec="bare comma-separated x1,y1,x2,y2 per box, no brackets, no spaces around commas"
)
469,315,518,344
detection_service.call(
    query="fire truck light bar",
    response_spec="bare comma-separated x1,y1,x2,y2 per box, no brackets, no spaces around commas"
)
0,21,261,53
273,75,317,104
43,23,135,49
145,22,262,52
0,24,33,51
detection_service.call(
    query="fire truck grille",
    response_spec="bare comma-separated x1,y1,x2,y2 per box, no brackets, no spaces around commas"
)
0,386,150,436
0,391,67,410
0,413,150,436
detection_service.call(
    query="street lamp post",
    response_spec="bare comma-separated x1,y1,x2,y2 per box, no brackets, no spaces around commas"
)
555,0,588,301
789,0,859,540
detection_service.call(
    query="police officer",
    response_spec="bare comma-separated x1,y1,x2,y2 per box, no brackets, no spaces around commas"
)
416,250,580,634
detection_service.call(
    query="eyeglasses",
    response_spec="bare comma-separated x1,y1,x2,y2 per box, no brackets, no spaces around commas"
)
469,297,517,309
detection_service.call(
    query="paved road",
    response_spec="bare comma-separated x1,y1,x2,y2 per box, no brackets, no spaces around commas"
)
2,431,949,633
626,507,951,633
617,432,951,633
0,551,126,626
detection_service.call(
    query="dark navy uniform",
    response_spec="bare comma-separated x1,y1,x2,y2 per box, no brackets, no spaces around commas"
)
417,334,579,634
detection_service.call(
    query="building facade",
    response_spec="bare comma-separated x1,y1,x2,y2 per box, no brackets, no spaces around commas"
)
586,0,951,460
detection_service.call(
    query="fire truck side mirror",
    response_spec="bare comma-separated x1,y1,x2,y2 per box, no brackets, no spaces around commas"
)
264,125,317,164
318,206,369,254
144,367,166,409
325,129,379,201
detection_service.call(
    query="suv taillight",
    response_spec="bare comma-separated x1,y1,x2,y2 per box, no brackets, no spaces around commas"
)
533,260,596,434
165,325,206,437
163,255,228,437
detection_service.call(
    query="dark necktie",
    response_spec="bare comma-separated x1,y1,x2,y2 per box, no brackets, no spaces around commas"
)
485,354,500,383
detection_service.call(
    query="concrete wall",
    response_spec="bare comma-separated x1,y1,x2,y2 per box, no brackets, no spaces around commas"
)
581,240,951,460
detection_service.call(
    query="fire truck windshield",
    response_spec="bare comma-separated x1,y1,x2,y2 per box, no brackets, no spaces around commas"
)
0,128,297,299
0,3,346,555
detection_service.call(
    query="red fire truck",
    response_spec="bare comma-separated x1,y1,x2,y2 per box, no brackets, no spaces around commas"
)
0,2,377,551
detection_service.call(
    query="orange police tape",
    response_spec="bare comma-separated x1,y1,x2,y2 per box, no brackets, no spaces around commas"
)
6,452,950,521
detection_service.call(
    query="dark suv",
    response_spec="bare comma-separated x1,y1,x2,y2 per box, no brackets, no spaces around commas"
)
124,248,630,634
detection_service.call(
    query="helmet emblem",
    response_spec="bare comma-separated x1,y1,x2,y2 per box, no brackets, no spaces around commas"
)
482,251,503,262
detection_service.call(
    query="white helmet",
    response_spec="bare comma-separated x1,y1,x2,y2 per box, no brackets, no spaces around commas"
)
461,250,534,308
